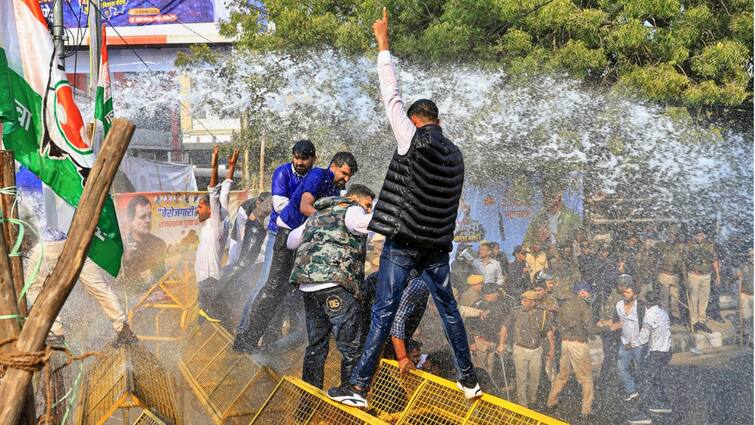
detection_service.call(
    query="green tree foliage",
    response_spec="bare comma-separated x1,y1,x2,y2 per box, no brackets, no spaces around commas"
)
216,0,752,108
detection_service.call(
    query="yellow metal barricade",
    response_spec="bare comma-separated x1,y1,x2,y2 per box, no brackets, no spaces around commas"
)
128,267,199,359
74,339,180,425
179,321,279,424
371,360,567,425
251,376,388,425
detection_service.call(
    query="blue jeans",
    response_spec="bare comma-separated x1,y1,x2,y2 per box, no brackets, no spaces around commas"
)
617,344,644,394
350,239,477,388
234,229,276,346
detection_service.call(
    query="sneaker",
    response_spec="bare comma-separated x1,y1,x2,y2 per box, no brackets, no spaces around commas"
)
456,381,482,400
627,413,652,424
623,392,639,402
327,384,368,408
697,323,713,333
648,405,672,414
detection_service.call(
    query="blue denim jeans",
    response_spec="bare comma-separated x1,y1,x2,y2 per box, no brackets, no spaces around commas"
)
350,239,477,388
617,344,645,394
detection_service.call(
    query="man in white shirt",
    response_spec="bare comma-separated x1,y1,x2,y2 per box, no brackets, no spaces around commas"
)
473,241,505,286
195,145,238,321
610,277,647,403
287,184,375,390
638,290,673,415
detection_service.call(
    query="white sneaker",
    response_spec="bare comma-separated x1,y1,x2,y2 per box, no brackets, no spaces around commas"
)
456,382,482,400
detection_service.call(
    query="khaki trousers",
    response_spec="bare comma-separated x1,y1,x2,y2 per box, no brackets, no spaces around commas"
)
686,272,711,324
27,241,126,336
513,345,542,407
471,337,496,372
658,272,681,319
547,340,594,414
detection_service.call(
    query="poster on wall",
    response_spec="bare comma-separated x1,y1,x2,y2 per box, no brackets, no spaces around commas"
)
113,190,250,247
38,0,215,28
454,172,584,261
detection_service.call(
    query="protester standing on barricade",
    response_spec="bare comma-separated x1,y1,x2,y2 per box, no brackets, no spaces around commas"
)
234,141,316,349
497,290,555,408
287,184,375,389
327,8,479,408
195,145,238,321
234,150,357,352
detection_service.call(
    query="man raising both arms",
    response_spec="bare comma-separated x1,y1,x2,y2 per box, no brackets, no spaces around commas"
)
328,8,480,408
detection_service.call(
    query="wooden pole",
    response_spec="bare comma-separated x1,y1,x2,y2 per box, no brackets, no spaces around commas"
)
0,118,134,424
0,151,28,317
258,135,265,192
0,153,35,425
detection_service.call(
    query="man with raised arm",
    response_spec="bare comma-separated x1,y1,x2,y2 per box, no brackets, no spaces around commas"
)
195,145,238,321
327,8,479,408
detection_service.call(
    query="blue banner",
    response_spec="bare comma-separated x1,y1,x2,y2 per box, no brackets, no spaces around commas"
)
454,172,584,262
38,0,215,27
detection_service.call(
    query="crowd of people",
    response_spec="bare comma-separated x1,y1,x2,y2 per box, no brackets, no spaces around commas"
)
182,9,753,424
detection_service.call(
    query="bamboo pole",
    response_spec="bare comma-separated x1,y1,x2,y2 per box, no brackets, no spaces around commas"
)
0,151,27,317
0,152,35,425
0,118,134,424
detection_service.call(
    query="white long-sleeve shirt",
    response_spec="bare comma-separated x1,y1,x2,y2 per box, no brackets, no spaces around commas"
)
639,305,672,352
616,299,642,347
195,179,232,282
378,50,415,156
473,258,505,286
287,205,372,292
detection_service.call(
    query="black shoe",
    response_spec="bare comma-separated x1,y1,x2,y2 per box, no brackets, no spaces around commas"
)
327,383,368,408
697,323,713,333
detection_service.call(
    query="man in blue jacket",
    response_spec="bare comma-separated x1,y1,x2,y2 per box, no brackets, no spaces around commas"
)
234,140,316,351
234,151,358,352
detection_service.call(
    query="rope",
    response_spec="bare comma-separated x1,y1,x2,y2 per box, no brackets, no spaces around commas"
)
0,337,102,424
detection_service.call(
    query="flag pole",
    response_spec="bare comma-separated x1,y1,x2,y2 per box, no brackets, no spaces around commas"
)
0,118,134,425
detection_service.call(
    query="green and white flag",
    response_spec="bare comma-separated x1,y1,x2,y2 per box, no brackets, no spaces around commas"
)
0,0,124,276
93,25,113,138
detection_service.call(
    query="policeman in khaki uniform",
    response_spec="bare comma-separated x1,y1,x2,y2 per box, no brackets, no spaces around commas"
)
656,227,685,323
497,290,555,408
685,227,720,334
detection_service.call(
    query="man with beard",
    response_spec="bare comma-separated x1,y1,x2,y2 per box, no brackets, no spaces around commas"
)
327,9,479,408
234,151,358,352
235,141,316,347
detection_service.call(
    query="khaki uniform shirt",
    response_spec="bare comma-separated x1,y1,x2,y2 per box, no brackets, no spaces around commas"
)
657,241,685,275
686,241,717,274
556,295,593,343
504,307,554,349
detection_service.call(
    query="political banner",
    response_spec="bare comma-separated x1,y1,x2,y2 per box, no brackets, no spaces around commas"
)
113,190,250,247
454,172,584,261
37,0,215,28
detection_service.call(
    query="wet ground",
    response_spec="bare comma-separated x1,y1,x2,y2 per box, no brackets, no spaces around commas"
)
548,346,754,425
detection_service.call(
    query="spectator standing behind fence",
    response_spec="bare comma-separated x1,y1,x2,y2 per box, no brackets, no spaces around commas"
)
327,9,479,408
546,281,595,416
497,290,555,408
685,226,720,334
195,145,237,321
656,227,686,325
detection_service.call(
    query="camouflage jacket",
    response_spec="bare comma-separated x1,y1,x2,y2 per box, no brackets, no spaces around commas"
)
290,197,368,298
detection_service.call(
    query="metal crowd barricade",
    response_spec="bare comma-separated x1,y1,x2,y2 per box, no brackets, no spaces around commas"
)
74,340,180,425
250,376,388,425
369,360,568,425
178,321,280,424
128,266,199,359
